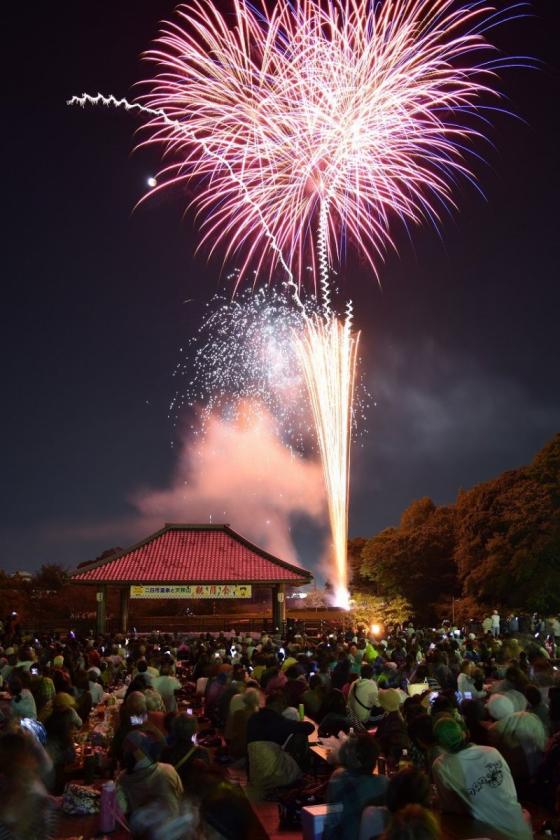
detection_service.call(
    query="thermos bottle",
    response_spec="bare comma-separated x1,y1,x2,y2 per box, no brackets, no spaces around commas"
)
99,780,116,832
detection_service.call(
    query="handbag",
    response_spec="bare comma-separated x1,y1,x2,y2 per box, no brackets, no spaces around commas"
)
62,783,100,815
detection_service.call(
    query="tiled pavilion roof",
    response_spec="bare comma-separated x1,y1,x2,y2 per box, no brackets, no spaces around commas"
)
71,523,312,585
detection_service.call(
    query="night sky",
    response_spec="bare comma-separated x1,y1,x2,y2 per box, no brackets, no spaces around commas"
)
2,1,559,578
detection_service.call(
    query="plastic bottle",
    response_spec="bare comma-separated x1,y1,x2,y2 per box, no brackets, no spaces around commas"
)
398,749,412,770
99,780,116,832
298,703,305,721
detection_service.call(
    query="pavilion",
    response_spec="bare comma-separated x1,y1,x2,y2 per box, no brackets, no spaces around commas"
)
71,523,313,634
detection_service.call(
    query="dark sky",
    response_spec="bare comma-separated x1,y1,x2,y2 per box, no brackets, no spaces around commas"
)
2,1,559,577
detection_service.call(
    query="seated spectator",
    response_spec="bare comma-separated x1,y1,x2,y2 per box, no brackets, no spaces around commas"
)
407,714,439,772
87,667,104,705
347,664,381,727
282,665,307,708
525,684,550,735
432,715,531,840
72,670,93,724
116,730,183,821
8,673,37,721
135,658,155,687
324,733,388,840
302,674,326,722
360,767,434,840
487,692,546,782
111,690,165,764
457,661,486,701
29,664,55,714
246,694,313,793
161,712,210,791
153,664,182,713
45,693,82,793
227,687,260,760
318,686,352,737
459,699,491,747
376,689,409,766
379,804,441,840
0,731,57,839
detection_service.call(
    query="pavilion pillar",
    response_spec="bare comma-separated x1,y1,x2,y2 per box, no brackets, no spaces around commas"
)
272,583,287,634
96,585,107,636
120,588,129,634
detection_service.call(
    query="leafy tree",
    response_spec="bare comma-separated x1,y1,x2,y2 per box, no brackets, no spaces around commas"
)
455,434,560,612
354,434,560,620
33,564,68,590
360,498,459,620
349,591,412,629
347,537,370,589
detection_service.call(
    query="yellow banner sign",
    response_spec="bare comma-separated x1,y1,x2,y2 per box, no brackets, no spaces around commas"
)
130,584,252,600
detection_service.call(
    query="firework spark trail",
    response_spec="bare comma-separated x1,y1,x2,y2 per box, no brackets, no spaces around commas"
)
67,93,305,310
295,313,360,607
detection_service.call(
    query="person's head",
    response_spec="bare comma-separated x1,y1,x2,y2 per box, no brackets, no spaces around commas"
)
429,694,456,718
265,693,287,714
407,714,435,751
7,675,23,699
432,716,467,754
402,696,423,723
242,688,260,712
381,804,441,840
126,690,148,721
309,674,322,691
73,670,89,692
460,660,474,675
53,692,77,713
486,693,514,721
523,684,541,709
386,767,432,813
360,663,374,681
171,712,197,745
122,730,156,772
338,733,380,775
136,659,148,674
459,698,484,732
505,665,528,691
144,689,164,712
379,688,402,714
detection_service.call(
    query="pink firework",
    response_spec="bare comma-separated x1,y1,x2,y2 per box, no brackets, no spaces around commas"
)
135,0,526,286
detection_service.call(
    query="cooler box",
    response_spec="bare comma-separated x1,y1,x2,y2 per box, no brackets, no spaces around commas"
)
301,803,343,840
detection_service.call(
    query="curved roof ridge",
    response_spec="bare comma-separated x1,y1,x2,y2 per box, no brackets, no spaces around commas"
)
71,523,312,585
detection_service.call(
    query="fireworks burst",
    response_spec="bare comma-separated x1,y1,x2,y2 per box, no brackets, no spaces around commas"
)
132,0,526,287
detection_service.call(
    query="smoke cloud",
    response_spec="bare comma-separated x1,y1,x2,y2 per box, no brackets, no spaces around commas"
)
133,402,326,564
49,401,326,568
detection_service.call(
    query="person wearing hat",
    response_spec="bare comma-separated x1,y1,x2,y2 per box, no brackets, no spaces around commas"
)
44,693,83,793
116,730,183,821
375,688,410,767
487,692,546,783
432,715,532,840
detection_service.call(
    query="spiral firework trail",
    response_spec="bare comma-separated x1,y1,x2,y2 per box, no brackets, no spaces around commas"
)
69,0,527,607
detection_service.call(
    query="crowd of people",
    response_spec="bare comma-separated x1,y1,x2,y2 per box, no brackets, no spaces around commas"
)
1,615,560,839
